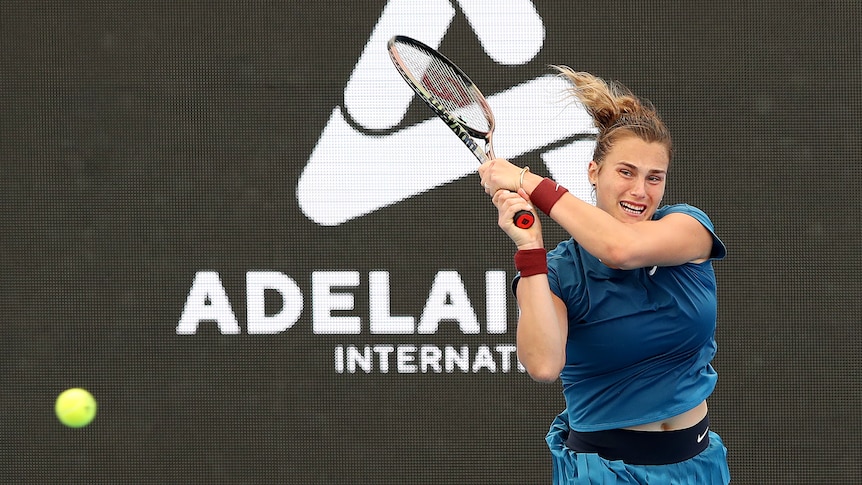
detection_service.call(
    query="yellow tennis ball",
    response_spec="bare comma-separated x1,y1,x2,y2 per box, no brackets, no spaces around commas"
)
55,388,97,428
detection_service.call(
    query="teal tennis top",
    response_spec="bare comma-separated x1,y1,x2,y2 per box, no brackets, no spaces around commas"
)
518,204,726,432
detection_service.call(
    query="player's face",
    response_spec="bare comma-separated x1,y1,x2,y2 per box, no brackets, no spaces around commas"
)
588,136,669,223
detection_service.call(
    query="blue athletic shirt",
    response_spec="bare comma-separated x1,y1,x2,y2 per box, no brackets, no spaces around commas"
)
516,204,726,432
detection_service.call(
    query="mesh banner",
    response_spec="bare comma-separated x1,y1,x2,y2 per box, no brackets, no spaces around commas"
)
2,1,860,483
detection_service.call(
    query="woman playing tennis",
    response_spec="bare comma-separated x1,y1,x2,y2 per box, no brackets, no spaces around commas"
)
479,67,730,484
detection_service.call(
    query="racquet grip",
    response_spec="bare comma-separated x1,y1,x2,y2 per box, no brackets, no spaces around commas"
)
513,210,535,229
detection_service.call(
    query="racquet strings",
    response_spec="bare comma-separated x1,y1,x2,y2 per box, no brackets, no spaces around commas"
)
393,40,492,134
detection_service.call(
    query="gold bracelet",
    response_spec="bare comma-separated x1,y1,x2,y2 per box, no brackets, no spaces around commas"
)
519,166,530,189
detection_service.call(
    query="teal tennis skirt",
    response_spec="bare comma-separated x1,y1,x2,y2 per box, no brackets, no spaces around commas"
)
546,411,731,484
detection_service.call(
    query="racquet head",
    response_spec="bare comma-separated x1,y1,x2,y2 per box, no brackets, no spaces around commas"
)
387,35,534,230
387,35,496,161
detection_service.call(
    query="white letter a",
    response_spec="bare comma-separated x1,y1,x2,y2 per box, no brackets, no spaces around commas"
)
176,272,241,335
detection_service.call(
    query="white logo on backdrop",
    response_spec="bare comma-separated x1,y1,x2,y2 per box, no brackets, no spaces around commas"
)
179,1,600,375
297,0,597,227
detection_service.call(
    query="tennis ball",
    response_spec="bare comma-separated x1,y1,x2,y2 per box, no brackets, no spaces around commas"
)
55,388,97,428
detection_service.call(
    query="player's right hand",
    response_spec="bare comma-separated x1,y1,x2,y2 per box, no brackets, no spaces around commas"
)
492,188,543,249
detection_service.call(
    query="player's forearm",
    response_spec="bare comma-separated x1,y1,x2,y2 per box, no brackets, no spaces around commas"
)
515,276,566,382
520,172,639,268
548,195,641,268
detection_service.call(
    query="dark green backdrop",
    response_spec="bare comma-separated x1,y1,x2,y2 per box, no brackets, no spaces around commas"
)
2,1,860,483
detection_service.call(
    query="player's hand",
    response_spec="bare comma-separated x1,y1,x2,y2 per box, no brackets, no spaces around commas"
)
492,188,543,249
478,158,521,194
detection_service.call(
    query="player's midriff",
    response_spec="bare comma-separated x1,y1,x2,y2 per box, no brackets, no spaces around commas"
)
623,400,708,432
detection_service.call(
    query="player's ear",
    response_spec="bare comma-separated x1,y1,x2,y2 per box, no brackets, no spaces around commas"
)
587,160,599,186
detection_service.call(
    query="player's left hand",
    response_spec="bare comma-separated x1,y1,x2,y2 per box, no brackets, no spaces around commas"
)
478,158,521,194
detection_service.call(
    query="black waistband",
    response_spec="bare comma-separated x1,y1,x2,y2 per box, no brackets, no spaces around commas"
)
564,415,710,465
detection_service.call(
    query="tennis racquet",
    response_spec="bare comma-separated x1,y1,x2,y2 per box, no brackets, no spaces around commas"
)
387,35,535,229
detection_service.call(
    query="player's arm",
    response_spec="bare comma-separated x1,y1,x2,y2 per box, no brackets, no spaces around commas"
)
496,169,713,269
515,275,568,382
482,159,713,270
539,193,713,269
490,189,568,382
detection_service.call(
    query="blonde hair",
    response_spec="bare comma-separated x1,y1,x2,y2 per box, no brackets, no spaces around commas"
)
553,66,672,164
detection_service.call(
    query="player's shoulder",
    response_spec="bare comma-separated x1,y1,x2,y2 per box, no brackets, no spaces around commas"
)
654,203,709,218
654,203,714,229
655,204,726,260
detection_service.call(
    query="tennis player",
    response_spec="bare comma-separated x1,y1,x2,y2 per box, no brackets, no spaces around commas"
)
478,67,730,484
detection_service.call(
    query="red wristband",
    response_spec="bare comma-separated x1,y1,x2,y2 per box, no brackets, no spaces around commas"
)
514,248,548,277
530,178,568,215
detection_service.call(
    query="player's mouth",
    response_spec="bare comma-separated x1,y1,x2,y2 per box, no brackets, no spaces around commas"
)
620,201,646,216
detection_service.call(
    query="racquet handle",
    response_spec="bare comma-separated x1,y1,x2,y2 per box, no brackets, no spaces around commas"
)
513,210,535,229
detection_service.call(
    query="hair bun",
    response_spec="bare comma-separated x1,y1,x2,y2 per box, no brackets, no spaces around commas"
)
552,66,672,162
